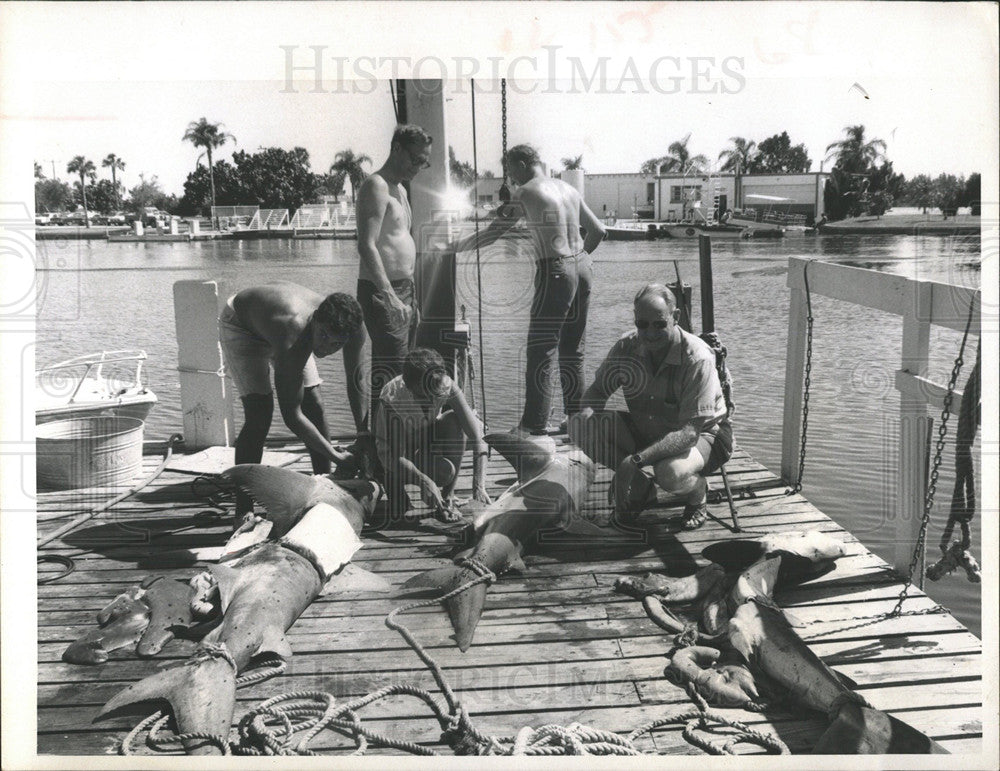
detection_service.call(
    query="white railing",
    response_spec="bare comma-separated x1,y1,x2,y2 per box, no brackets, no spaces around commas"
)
289,203,356,229
248,209,289,229
781,257,981,575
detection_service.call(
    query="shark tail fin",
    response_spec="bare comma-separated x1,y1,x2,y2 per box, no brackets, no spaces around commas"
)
814,701,948,754
397,564,489,653
97,648,237,755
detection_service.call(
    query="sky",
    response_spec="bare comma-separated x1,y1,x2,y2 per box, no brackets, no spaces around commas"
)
5,2,998,197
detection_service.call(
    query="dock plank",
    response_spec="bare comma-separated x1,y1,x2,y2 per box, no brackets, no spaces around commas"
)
34,439,982,758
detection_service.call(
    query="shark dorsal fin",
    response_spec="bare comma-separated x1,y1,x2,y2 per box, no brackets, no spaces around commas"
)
221,465,326,535
484,432,556,482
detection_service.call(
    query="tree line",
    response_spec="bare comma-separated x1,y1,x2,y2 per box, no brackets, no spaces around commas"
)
34,118,378,227
36,120,981,226
639,126,980,221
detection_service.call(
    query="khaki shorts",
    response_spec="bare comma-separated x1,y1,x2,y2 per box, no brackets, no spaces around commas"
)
218,301,321,398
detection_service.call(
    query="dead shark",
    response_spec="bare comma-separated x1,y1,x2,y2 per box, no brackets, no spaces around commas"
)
63,576,204,665
399,432,598,651
617,537,945,753
98,466,388,755
726,556,947,754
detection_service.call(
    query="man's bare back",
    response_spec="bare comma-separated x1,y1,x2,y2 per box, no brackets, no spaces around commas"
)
514,177,590,261
232,282,320,352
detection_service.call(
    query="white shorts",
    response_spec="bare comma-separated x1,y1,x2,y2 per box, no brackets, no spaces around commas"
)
218,299,321,398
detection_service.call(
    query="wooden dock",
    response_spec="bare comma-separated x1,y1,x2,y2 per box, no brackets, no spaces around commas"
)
36,437,984,756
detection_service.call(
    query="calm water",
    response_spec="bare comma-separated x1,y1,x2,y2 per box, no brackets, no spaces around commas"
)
35,231,983,635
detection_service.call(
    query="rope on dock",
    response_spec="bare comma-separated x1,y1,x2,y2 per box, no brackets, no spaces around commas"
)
119,652,287,756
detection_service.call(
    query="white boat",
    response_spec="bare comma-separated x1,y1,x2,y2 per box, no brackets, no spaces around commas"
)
604,219,661,241
36,350,157,424
659,222,748,240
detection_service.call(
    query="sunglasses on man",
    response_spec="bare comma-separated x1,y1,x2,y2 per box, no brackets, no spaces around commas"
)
635,319,669,330
405,148,431,169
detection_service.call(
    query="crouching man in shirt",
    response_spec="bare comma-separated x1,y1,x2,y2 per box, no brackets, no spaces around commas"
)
568,283,732,528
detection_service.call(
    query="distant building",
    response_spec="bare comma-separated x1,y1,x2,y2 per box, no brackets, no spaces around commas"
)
584,174,657,220
653,172,828,223
454,169,827,225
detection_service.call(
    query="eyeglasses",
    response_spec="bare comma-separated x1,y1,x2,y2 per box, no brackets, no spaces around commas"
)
405,148,431,169
635,319,669,330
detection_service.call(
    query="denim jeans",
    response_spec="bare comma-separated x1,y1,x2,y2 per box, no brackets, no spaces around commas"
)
521,252,593,431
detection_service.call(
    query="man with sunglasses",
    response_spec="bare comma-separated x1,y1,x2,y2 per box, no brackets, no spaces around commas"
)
356,124,432,442
218,282,368,518
568,283,732,528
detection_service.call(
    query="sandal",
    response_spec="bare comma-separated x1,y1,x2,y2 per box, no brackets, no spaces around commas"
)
680,502,709,530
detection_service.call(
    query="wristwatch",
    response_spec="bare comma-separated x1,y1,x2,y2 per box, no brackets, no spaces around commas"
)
629,453,644,467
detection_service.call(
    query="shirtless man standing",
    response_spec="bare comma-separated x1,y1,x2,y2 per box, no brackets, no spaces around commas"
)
456,143,606,434
355,124,433,429
218,282,366,516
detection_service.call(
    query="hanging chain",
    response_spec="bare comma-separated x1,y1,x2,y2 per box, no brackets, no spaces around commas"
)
787,261,814,495
498,79,510,203
470,79,488,429
890,295,977,615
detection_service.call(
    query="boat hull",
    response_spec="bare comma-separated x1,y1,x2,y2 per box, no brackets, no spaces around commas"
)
36,394,157,425
661,224,747,240
605,225,659,241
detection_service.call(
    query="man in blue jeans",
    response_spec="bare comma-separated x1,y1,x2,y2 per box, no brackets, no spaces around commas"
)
455,144,607,434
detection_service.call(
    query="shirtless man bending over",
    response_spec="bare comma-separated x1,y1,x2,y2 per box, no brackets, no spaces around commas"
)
455,143,606,434
355,124,433,434
219,282,366,516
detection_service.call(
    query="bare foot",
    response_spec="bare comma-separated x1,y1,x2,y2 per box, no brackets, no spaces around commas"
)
434,504,464,523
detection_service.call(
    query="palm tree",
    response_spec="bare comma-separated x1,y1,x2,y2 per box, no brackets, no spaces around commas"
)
330,150,372,203
66,155,96,227
643,134,709,175
102,153,126,210
825,125,886,173
561,155,584,171
718,137,757,173
183,118,236,219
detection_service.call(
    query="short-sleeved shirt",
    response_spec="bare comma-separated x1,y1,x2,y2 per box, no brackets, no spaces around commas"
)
589,328,728,445
374,375,457,469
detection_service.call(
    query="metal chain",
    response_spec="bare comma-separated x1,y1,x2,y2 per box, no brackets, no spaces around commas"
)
499,79,510,203
891,296,977,616
787,261,814,495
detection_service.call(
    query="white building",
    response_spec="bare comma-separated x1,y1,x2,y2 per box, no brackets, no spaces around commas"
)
454,169,828,225
651,172,828,223
583,174,657,220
